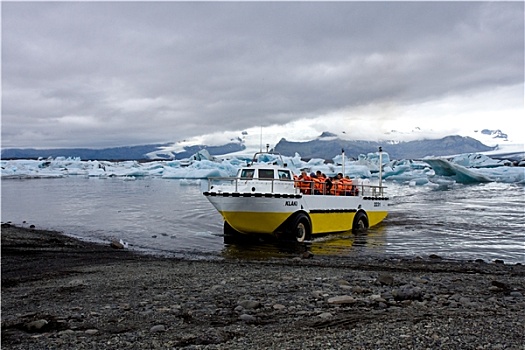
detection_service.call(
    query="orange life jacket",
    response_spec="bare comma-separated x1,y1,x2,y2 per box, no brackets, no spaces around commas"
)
340,178,354,196
295,175,312,194
313,177,326,194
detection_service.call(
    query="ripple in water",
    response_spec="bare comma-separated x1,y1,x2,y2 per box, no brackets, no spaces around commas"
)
1,178,523,263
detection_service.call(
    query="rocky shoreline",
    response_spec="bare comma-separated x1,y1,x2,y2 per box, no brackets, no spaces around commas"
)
2,224,524,349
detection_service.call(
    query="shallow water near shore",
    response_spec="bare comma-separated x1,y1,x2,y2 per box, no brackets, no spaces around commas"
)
2,177,524,263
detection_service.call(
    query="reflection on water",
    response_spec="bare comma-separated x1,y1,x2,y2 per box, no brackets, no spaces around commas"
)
221,225,388,260
1,178,524,263
309,224,388,255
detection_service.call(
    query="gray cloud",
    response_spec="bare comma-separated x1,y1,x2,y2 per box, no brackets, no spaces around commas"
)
2,2,523,148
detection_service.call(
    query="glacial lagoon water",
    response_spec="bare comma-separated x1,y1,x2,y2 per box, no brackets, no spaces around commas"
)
1,177,524,263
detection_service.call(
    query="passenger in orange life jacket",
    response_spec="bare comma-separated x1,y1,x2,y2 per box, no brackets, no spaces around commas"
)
313,171,332,195
331,173,344,195
311,171,323,194
345,175,359,196
323,173,333,194
340,175,354,196
299,171,311,180
297,171,312,194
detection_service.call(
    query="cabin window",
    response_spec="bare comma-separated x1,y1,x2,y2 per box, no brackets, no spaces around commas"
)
240,169,254,179
258,169,275,179
278,170,291,180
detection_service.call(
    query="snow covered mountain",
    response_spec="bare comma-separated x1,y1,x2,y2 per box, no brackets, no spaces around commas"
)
273,134,494,160
2,128,521,161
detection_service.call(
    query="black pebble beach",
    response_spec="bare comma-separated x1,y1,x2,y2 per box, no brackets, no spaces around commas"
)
2,224,524,349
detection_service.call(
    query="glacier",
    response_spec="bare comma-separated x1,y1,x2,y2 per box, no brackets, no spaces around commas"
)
1,150,524,185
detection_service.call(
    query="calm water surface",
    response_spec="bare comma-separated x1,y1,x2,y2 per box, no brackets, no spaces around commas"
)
2,177,524,263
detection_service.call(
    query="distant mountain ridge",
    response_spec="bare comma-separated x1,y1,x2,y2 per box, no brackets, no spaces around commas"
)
1,135,494,161
0,142,246,161
274,135,494,160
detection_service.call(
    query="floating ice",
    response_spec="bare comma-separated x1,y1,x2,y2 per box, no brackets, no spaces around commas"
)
1,149,523,185
423,158,494,184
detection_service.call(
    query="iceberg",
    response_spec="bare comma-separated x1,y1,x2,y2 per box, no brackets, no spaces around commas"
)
423,158,493,184
1,150,523,184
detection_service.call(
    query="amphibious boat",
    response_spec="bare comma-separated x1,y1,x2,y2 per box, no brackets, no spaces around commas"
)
203,151,389,242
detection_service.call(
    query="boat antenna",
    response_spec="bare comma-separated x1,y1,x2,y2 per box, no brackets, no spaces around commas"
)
259,126,263,152
341,148,345,177
378,146,383,188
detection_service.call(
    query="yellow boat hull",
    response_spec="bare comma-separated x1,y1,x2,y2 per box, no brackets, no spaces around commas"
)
219,209,388,235
206,193,389,237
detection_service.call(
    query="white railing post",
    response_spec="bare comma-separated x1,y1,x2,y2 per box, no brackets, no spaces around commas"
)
378,146,383,188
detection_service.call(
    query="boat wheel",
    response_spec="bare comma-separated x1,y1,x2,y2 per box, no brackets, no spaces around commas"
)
223,221,243,244
290,213,311,243
352,211,369,234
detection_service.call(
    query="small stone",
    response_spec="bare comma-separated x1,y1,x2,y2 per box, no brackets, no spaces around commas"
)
351,286,369,294
234,305,244,312
68,279,86,287
327,295,357,304
312,290,325,299
150,325,166,333
413,277,428,284
239,314,256,322
377,274,394,286
491,281,510,290
85,329,99,335
238,300,260,309
302,251,314,259
273,304,286,310
429,254,442,260
378,302,388,309
25,319,48,332
58,329,75,336
318,312,333,319
393,287,423,301
459,297,471,306
110,240,124,249
370,294,387,303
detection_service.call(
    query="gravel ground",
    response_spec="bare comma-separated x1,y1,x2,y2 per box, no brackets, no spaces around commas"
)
2,224,524,349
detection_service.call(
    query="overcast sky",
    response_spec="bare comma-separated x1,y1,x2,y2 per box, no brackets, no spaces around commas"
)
2,1,523,149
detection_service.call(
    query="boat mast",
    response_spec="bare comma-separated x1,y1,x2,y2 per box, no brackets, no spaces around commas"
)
341,148,345,177
378,146,383,187
259,126,263,152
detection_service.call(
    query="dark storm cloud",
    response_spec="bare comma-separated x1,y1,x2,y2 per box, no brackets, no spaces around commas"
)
2,2,523,148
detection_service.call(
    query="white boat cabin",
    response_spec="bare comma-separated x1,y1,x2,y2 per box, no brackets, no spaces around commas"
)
226,165,298,195
238,167,293,181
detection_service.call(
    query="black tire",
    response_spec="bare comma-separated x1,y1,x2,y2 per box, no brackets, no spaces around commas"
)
289,213,311,243
352,211,369,234
223,221,242,244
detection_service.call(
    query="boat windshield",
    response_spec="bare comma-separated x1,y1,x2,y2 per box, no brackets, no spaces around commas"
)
278,170,291,180
239,169,254,179
258,169,275,179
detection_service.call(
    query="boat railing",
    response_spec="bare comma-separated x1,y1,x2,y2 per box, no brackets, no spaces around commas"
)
249,151,287,167
206,177,299,194
206,177,386,197
293,179,386,197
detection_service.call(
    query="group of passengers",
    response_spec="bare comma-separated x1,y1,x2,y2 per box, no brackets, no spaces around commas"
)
294,170,359,196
